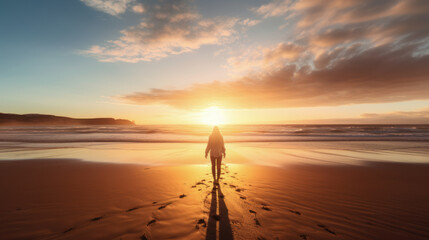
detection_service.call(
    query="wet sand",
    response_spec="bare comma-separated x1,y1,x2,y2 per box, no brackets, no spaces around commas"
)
0,159,428,240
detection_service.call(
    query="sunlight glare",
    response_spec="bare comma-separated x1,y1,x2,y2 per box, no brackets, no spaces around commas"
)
200,107,226,125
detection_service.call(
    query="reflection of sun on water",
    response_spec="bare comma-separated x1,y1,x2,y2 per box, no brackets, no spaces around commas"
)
200,107,226,125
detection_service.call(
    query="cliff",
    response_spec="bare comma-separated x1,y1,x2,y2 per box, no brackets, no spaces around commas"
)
0,113,135,126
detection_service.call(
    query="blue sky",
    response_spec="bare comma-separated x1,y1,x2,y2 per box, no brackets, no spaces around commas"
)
1,0,429,124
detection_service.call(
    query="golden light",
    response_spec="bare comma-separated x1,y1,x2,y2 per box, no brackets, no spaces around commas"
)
200,107,226,125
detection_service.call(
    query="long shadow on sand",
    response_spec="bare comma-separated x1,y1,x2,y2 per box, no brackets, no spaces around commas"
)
206,184,234,240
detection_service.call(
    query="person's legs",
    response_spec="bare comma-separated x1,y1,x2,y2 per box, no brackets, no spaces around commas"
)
210,156,216,182
216,156,222,181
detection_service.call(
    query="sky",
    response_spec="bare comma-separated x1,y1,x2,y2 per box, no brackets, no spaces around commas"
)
1,0,429,124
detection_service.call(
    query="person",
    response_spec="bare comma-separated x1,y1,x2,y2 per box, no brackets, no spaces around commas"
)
205,126,226,184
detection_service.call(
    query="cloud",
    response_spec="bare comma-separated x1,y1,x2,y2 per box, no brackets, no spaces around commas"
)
81,0,238,62
240,18,260,27
119,44,429,109
253,0,293,18
131,3,144,13
118,0,429,109
227,42,306,73
81,0,135,16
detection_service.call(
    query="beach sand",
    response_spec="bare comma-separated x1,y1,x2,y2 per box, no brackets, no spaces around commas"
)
1,158,428,240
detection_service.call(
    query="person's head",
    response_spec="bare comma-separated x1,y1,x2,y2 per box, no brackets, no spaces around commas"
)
211,126,222,137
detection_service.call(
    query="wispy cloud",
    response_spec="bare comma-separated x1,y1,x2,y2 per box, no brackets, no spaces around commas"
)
131,3,144,13
80,0,136,16
239,18,261,27
118,0,429,109
252,0,293,18
81,0,238,62
227,42,306,73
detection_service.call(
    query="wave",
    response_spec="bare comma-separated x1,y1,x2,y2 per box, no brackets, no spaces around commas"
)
1,124,429,143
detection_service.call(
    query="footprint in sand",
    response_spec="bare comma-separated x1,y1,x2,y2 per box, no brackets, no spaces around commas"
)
317,224,336,235
90,216,103,221
249,209,261,225
147,219,156,226
299,234,308,239
249,209,261,226
158,203,170,210
140,234,148,240
126,207,141,212
195,218,207,229
63,227,74,234
289,210,301,215
261,206,272,211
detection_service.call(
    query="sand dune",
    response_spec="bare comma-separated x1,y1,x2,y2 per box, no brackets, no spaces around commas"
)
0,159,428,240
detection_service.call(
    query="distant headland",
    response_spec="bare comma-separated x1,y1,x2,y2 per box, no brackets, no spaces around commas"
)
0,113,135,126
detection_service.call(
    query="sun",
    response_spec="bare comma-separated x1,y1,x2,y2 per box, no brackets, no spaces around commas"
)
200,107,226,125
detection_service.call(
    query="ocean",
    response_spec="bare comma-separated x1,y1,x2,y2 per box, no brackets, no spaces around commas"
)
1,124,428,165
1,124,429,143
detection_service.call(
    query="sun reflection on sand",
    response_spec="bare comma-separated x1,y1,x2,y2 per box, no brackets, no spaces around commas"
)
1,142,429,166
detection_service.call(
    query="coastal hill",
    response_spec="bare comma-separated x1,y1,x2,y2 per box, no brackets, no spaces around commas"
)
0,113,135,126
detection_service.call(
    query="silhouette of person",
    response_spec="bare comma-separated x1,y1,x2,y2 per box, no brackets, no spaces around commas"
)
205,126,226,184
